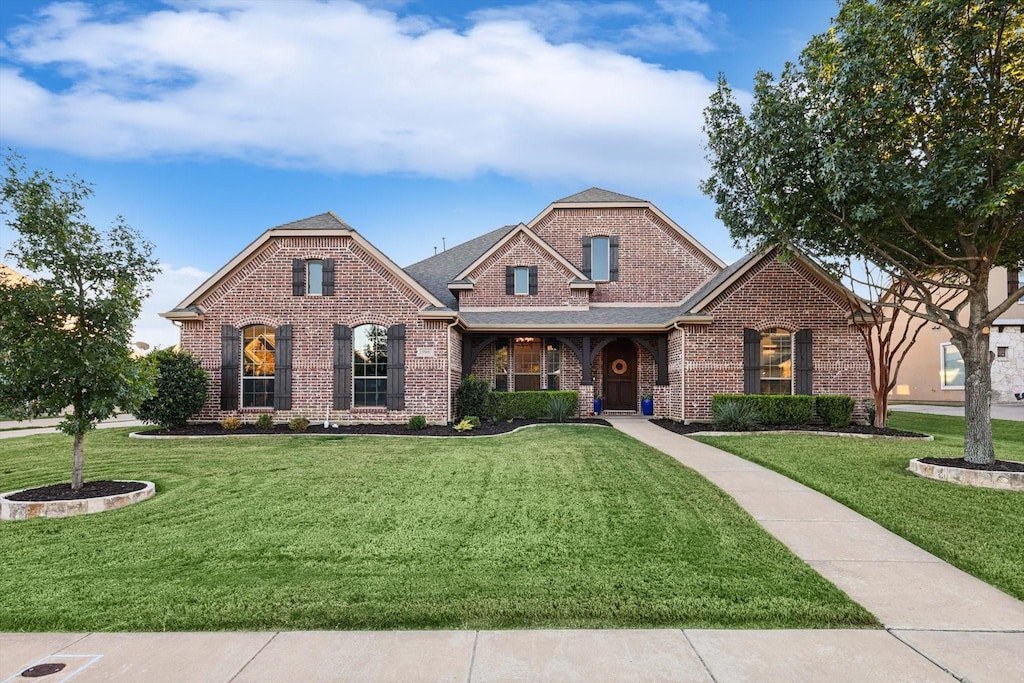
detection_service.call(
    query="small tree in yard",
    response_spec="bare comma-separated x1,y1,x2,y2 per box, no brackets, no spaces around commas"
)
136,349,209,429
0,155,159,490
703,0,1023,463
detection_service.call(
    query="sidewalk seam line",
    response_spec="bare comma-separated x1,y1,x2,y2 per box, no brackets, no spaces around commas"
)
227,631,280,683
681,630,719,683
885,628,965,682
466,631,479,683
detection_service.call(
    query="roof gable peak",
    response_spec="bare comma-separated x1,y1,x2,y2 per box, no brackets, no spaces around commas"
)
555,187,646,204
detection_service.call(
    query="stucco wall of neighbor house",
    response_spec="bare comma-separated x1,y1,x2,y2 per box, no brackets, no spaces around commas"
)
683,255,871,422
530,207,720,304
457,232,590,309
179,235,451,424
888,266,1023,403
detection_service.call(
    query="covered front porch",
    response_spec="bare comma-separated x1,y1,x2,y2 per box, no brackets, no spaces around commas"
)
460,332,675,417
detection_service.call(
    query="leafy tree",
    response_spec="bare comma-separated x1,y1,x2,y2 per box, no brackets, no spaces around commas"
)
136,348,209,429
0,155,159,489
702,0,1023,463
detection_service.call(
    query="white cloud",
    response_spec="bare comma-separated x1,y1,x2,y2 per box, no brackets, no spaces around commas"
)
0,0,728,189
134,263,210,350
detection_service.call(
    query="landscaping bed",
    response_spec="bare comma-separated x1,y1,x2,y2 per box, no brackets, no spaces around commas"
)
137,417,611,437
651,418,926,438
5,480,147,501
916,457,1024,473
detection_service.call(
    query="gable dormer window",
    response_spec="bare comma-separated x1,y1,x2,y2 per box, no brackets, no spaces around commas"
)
582,236,619,282
505,266,538,295
307,260,324,295
514,267,529,295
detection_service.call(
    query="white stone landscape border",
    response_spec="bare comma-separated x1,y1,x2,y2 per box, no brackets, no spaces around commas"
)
0,481,155,521
129,423,613,440
908,459,1023,491
687,430,933,441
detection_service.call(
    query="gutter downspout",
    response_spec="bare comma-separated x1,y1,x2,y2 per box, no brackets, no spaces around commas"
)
673,321,686,423
447,319,460,425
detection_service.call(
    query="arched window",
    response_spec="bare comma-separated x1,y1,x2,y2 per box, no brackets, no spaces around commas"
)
760,328,793,395
353,324,388,407
242,325,275,407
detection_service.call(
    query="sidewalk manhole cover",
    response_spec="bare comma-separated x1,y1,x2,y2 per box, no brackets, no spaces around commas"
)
20,663,67,677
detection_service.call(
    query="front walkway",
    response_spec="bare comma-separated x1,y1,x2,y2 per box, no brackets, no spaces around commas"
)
2,421,1021,683
890,402,1024,421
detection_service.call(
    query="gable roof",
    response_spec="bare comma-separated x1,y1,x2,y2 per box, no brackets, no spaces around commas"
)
555,187,646,203
404,224,518,309
163,212,444,318
453,224,589,283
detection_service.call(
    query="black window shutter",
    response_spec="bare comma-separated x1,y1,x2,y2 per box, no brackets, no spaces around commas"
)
333,325,352,410
274,324,293,410
582,237,592,278
1009,269,1020,297
292,259,305,296
796,328,813,395
387,324,406,410
609,236,620,281
528,266,538,295
743,328,760,394
220,325,240,410
505,266,514,295
322,258,335,296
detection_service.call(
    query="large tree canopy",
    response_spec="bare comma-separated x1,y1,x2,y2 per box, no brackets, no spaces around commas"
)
0,156,159,489
703,0,1022,463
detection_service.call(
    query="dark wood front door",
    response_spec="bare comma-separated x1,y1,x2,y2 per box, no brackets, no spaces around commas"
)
603,338,637,411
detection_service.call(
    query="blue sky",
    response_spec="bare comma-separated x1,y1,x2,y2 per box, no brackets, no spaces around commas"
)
0,0,839,348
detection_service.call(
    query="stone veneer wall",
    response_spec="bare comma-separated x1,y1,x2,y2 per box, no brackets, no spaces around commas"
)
179,235,451,424
683,254,871,422
991,325,1024,402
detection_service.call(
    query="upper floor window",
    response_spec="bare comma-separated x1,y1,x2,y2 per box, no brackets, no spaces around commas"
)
760,329,793,395
1009,268,1020,298
505,266,537,295
307,260,324,295
941,343,965,389
591,237,610,281
514,266,529,295
353,324,388,407
242,325,275,407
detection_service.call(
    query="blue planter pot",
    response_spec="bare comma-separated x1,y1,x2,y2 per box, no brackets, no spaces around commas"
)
593,398,603,415
640,397,654,416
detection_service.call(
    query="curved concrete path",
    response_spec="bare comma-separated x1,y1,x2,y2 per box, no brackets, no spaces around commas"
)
2,421,1021,683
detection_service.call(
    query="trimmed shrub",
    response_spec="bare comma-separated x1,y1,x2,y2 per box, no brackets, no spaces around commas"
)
289,417,310,432
712,399,762,431
456,374,491,420
489,391,579,420
136,349,209,428
255,413,274,431
815,394,856,428
221,416,241,431
464,415,481,428
407,415,427,430
711,395,814,426
546,394,575,422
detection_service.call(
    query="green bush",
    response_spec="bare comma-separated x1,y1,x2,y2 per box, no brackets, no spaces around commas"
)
464,415,481,428
489,391,579,420
456,374,491,420
136,349,209,428
255,413,274,431
711,395,813,426
712,400,762,431
815,394,856,428
289,417,310,432
221,416,241,431
407,415,427,430
546,394,575,422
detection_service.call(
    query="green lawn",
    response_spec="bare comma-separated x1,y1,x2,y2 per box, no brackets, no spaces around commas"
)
0,426,875,631
697,413,1024,601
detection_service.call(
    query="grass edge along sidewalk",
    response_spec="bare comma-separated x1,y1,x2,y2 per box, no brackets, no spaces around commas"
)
696,412,1024,601
0,425,875,631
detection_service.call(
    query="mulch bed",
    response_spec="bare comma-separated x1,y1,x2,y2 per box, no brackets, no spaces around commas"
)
650,418,927,438
918,457,1024,473
6,480,147,502
137,418,612,438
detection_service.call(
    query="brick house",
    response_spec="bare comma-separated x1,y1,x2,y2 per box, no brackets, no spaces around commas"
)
162,188,871,423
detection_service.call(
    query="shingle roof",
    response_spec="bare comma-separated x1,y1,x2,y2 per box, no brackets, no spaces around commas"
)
459,306,684,328
555,187,646,203
679,251,761,313
403,225,518,309
272,212,353,231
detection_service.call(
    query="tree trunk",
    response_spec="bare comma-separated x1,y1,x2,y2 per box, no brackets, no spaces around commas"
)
873,386,889,429
71,431,85,491
956,330,995,465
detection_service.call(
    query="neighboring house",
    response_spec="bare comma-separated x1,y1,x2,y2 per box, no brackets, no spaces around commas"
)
0,264,32,286
892,267,1024,404
162,188,872,423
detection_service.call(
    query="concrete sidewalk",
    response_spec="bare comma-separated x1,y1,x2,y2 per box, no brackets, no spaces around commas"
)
2,421,1021,682
890,402,1024,421
0,415,144,439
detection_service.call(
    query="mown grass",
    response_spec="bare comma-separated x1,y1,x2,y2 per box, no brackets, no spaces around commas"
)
0,426,875,631
697,413,1024,600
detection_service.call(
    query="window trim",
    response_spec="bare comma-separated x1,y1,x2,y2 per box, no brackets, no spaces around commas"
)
306,259,324,296
759,328,794,396
940,342,965,390
591,236,611,282
353,323,389,407
513,266,529,296
241,325,275,408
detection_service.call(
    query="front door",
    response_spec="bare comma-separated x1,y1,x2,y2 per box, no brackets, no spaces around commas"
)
603,338,637,411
